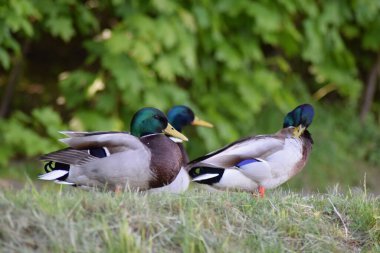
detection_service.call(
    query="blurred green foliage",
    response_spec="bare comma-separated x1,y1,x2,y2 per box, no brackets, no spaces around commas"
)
1,0,380,191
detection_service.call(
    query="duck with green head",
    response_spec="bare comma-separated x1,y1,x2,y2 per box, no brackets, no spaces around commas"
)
187,104,315,197
149,105,213,193
167,105,213,163
39,107,189,192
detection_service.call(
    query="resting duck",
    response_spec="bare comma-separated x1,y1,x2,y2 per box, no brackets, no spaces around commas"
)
149,105,213,193
38,107,189,192
187,104,314,197
167,105,213,163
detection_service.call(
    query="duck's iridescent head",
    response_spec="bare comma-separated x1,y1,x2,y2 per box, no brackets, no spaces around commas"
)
283,104,314,138
167,105,213,132
131,107,188,141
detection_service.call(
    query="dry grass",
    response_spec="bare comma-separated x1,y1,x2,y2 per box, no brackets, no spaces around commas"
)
0,183,379,253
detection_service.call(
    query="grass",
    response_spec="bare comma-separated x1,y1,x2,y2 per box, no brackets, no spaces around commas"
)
0,183,379,253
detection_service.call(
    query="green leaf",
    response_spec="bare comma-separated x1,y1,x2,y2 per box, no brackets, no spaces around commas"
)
32,107,64,138
179,9,196,32
193,6,209,29
75,110,120,131
59,70,97,108
253,68,282,93
105,30,132,54
362,17,380,50
215,42,242,69
248,2,281,32
151,0,177,14
1,113,59,157
153,55,176,81
46,16,75,42
0,48,10,69
101,54,137,89
130,42,154,64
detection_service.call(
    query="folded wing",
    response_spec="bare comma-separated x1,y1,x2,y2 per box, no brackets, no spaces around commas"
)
188,135,284,168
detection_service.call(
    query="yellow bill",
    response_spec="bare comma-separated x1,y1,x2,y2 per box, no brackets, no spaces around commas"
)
293,125,306,138
164,123,189,141
191,116,213,128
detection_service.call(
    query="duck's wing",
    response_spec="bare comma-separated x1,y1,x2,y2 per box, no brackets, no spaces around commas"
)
41,131,144,164
57,131,138,149
39,132,153,189
188,135,285,168
59,130,128,137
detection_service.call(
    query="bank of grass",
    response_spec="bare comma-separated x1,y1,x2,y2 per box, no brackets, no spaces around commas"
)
0,183,379,253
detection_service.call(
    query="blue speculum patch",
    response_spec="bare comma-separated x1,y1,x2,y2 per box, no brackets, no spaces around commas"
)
236,158,260,167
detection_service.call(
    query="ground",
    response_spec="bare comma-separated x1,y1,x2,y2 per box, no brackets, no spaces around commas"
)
0,183,379,253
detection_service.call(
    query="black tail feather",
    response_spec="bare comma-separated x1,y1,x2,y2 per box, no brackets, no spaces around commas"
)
43,161,70,181
188,166,225,185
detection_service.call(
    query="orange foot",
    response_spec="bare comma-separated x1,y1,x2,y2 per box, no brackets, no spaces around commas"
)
258,186,265,198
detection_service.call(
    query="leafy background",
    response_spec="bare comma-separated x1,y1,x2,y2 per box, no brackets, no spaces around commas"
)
1,0,380,192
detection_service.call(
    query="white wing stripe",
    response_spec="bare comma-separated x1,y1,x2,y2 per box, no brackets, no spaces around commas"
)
192,173,220,182
38,170,68,181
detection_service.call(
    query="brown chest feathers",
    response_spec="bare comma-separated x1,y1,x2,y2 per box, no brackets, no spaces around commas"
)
140,135,183,188
177,143,189,164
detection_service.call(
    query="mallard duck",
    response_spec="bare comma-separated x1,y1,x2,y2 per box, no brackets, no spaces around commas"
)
38,107,189,192
187,104,314,197
149,105,213,193
167,105,213,163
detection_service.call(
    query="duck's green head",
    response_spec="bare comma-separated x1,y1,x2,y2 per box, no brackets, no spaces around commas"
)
283,104,314,138
167,105,213,132
131,107,188,141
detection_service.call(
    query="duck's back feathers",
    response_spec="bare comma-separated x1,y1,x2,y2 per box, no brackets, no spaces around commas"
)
59,132,144,151
188,135,284,168
41,131,147,169
59,131,128,137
